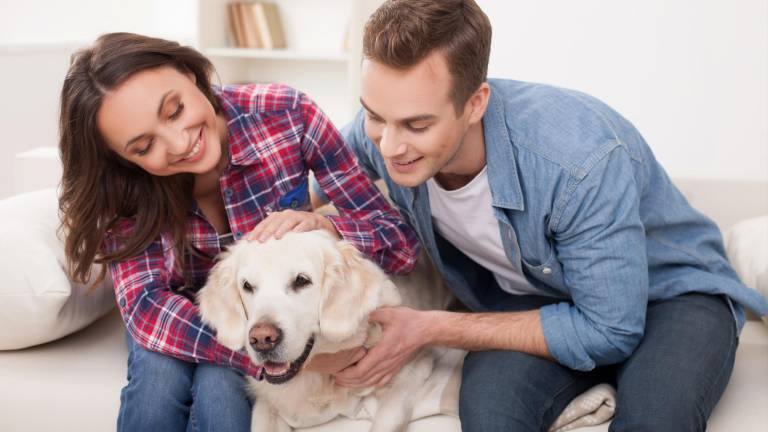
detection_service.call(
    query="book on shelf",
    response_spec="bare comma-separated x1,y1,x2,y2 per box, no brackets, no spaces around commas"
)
239,2,264,48
226,3,245,47
226,2,286,50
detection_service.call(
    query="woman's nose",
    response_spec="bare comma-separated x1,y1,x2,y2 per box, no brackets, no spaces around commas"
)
162,127,191,156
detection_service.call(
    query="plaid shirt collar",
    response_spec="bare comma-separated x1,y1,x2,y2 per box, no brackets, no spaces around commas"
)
215,85,297,167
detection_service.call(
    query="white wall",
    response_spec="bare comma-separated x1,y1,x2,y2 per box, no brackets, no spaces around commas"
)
477,0,768,182
0,0,765,199
0,0,195,44
0,0,196,198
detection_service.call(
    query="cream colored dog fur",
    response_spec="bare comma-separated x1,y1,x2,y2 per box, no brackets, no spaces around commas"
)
198,230,435,432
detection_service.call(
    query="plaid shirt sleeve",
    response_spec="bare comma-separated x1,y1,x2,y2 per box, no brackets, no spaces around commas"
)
104,221,261,378
298,93,420,275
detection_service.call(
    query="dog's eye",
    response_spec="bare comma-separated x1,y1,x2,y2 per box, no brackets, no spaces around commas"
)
242,280,253,293
292,274,312,291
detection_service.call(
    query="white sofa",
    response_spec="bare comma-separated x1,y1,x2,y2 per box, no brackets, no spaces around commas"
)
0,148,766,431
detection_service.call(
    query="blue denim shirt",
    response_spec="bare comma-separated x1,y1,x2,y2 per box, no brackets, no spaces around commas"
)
340,79,768,371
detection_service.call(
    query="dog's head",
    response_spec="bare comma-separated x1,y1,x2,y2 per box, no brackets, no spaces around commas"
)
197,230,400,384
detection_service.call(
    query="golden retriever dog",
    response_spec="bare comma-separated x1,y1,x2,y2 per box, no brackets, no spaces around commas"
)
197,230,435,432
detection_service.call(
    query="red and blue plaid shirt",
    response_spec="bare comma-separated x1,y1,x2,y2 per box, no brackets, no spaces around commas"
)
105,83,420,378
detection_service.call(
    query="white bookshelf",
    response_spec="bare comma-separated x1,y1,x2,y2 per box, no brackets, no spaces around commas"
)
195,0,379,126
204,47,349,62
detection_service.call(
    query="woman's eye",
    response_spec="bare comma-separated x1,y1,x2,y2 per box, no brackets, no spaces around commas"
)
169,102,184,120
136,139,154,156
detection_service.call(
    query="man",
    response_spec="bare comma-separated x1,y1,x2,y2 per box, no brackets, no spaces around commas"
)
315,1,768,430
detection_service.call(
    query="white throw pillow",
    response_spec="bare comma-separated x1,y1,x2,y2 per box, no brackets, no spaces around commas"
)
0,188,115,350
725,215,768,325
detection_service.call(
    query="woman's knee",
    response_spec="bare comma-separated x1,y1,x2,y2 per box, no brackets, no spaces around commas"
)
189,364,252,432
192,364,250,402
119,343,195,431
126,343,195,397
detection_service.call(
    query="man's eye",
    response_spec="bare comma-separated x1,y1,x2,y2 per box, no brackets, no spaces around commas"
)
407,124,430,133
169,102,184,120
366,113,383,123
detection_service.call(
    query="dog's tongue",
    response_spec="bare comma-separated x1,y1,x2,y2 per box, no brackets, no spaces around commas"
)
264,362,290,376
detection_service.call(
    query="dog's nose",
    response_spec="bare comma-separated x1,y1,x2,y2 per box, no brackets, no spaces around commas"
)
249,323,282,352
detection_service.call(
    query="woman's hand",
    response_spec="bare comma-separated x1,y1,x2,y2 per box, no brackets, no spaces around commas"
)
247,209,340,242
304,347,368,374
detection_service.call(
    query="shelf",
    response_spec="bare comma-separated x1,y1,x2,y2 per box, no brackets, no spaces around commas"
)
203,47,349,62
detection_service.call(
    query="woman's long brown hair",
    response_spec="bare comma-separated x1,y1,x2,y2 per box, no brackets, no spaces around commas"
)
59,32,222,285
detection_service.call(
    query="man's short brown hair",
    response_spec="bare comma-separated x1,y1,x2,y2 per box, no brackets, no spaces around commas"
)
363,0,492,114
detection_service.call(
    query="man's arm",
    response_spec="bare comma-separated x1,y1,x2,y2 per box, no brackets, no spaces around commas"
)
426,309,551,357
333,306,552,389
336,144,649,385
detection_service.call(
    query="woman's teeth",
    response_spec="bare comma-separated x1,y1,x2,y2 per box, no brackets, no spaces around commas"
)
186,141,201,159
180,135,202,162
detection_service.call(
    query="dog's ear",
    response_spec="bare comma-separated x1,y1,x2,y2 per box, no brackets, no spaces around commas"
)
319,240,400,342
197,251,247,351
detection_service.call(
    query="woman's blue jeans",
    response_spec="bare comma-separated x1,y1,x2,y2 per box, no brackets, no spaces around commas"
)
459,293,738,432
117,333,252,432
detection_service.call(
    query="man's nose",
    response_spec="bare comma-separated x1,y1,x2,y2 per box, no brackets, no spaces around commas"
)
378,127,406,159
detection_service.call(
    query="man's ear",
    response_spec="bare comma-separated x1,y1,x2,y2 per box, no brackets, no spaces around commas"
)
319,240,399,342
197,251,247,351
465,82,491,124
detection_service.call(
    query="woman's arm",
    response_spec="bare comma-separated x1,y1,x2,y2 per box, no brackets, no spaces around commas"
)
298,94,420,275
105,221,261,378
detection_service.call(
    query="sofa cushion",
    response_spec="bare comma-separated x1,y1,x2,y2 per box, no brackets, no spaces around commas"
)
0,188,115,350
725,215,768,325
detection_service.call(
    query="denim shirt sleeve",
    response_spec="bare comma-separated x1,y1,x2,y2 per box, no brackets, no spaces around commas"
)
540,144,648,371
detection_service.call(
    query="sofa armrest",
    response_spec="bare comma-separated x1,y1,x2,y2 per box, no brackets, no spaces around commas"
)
725,215,768,323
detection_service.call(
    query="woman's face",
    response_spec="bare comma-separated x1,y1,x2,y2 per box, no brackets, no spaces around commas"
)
97,66,226,177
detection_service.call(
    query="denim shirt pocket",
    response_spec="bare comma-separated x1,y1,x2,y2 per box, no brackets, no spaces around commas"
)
278,177,310,211
521,246,566,293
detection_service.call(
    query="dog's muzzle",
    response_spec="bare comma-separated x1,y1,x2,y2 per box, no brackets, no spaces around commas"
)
259,336,315,384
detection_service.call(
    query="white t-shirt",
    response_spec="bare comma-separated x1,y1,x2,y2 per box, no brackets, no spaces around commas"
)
427,166,539,296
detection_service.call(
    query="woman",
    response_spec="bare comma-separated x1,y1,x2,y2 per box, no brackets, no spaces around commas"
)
58,32,419,431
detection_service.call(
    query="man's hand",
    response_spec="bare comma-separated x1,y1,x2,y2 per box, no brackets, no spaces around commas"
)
304,347,367,374
333,306,431,388
247,209,340,242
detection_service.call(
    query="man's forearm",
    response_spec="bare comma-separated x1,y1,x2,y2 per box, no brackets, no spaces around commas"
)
422,309,553,361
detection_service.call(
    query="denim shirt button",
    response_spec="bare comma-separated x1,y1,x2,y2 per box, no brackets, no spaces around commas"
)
542,267,552,275
290,199,299,209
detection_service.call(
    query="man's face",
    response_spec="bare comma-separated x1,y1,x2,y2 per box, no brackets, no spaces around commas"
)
360,52,473,187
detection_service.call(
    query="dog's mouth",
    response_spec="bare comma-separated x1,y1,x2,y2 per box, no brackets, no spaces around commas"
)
259,336,315,384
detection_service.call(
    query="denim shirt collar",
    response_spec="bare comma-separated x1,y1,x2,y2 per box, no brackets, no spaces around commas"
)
482,85,525,211
407,84,525,213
